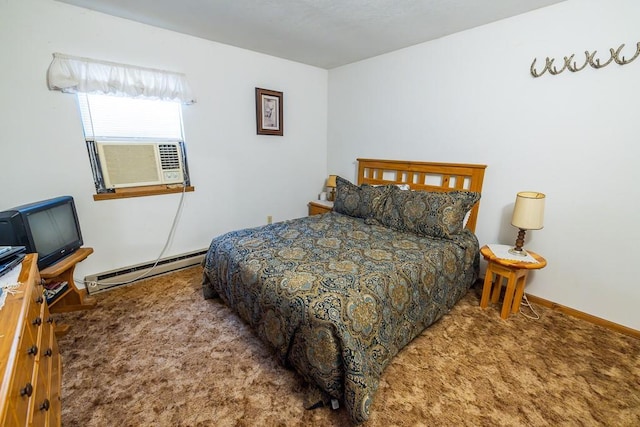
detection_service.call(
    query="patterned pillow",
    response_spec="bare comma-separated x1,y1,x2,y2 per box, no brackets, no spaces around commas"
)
333,176,393,219
375,186,480,239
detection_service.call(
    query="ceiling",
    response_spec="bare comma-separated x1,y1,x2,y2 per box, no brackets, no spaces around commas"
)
57,0,567,69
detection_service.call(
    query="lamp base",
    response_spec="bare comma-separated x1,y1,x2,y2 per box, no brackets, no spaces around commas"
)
508,247,529,257
509,228,528,256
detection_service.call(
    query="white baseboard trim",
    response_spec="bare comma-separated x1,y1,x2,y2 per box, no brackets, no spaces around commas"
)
84,248,207,294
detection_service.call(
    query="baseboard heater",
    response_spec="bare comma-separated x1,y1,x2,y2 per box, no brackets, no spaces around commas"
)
84,248,207,294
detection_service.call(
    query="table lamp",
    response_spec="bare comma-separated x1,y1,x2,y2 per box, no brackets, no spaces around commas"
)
326,175,337,201
509,191,545,256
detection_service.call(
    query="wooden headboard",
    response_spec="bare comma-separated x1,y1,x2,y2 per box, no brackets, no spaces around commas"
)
356,158,487,233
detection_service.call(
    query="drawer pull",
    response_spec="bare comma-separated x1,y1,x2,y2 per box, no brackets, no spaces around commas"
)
20,383,33,397
47,316,55,324
36,295,44,304
32,316,42,326
27,345,38,356
39,399,50,411
45,348,53,357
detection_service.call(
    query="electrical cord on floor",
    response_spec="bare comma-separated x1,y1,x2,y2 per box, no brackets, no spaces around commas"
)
78,183,188,290
519,293,540,320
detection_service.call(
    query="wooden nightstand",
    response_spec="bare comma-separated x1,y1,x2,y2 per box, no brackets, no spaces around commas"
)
479,245,547,319
308,200,333,216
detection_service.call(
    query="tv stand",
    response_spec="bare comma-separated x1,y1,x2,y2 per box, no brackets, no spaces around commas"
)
40,247,97,335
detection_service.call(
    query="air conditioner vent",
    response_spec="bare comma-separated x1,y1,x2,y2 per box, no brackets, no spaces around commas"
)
96,141,185,189
158,144,181,170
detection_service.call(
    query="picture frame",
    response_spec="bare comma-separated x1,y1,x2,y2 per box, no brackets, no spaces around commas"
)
255,87,283,136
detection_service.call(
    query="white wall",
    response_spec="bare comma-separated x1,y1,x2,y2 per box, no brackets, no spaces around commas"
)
328,0,640,330
0,0,328,281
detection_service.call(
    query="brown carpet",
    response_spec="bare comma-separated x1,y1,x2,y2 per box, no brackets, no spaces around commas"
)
56,266,640,426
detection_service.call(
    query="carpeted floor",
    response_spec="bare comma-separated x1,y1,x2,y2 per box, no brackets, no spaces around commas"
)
56,266,640,426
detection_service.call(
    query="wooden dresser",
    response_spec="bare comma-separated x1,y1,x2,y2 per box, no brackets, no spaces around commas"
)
0,254,62,426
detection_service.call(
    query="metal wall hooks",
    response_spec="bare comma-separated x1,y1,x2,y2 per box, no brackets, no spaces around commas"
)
531,42,640,77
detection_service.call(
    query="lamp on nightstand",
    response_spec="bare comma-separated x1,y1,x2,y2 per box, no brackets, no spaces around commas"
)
509,191,545,256
326,175,337,201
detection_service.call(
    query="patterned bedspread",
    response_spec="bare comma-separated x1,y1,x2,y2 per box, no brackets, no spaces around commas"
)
202,212,479,423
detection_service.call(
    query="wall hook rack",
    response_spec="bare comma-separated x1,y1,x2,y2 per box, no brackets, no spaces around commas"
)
531,42,640,77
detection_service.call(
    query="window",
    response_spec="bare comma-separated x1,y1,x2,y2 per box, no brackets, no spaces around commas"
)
47,53,195,199
78,94,184,140
77,93,193,200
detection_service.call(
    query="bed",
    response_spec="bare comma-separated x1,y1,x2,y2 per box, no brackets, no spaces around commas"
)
202,159,487,423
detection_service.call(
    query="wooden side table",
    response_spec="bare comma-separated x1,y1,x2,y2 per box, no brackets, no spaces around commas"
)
308,200,333,216
40,247,97,335
479,245,547,319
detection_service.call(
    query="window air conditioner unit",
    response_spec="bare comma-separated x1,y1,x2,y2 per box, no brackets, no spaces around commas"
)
96,141,185,189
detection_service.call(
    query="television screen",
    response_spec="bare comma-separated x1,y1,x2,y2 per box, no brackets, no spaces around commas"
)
27,203,80,258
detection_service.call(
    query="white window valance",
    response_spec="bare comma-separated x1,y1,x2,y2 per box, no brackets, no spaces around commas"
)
47,53,195,104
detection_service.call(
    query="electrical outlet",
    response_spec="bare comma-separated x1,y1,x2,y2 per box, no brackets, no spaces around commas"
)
267,215,272,224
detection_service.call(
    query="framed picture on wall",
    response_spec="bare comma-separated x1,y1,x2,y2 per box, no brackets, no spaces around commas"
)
255,87,283,136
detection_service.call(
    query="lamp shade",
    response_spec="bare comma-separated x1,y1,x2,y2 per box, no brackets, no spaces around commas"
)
326,175,337,188
511,191,545,230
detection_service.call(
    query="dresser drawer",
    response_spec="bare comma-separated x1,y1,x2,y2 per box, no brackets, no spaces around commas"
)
31,364,51,426
9,324,39,426
46,320,62,426
36,308,59,425
308,201,333,216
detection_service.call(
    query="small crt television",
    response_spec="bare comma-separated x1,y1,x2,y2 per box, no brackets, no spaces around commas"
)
0,196,83,270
